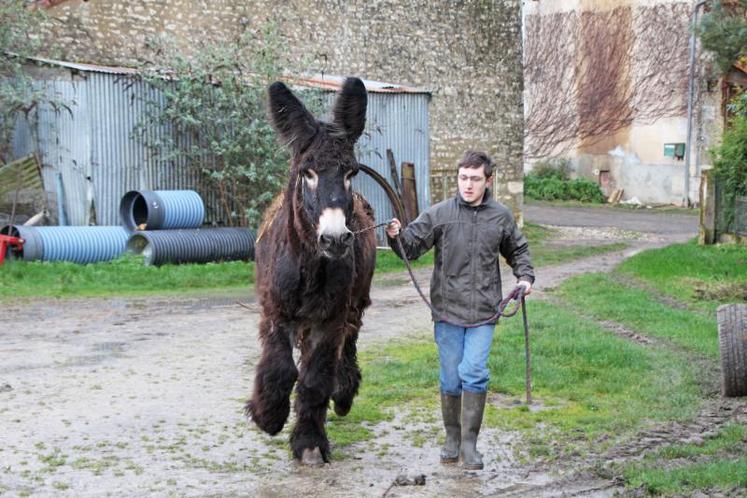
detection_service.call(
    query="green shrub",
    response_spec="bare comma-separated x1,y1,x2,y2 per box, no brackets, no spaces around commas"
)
710,105,747,229
136,23,321,227
696,0,747,75
0,0,56,163
525,174,605,203
530,158,572,180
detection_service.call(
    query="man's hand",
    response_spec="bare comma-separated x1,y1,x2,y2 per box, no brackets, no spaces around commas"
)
517,280,532,296
386,218,402,238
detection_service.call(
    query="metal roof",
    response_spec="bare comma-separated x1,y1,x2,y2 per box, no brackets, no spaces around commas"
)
23,56,430,94
288,74,430,95
24,55,140,75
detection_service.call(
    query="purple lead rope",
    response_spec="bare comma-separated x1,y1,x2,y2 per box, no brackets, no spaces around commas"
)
393,235,525,328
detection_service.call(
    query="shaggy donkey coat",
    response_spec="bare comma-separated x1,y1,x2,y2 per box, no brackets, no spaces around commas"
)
246,78,376,464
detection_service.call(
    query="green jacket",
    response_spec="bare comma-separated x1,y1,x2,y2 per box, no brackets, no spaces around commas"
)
388,191,534,324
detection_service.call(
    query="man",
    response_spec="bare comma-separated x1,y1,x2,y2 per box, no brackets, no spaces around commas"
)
385,150,534,470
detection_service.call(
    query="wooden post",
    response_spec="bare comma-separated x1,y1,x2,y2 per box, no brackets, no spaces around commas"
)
699,169,716,245
400,162,419,225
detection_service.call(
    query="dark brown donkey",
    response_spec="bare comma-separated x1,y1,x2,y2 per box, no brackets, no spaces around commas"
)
246,78,376,465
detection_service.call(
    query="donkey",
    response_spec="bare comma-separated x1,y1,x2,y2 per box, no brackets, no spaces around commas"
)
245,77,377,465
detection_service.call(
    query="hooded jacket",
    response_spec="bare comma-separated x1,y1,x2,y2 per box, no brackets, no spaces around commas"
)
388,190,534,324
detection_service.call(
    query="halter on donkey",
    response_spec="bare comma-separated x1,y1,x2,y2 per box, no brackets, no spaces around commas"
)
246,78,377,465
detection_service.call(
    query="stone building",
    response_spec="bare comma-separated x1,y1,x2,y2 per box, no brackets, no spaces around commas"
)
523,0,722,206
32,0,526,222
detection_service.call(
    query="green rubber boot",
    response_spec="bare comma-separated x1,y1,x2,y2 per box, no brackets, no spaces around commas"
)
460,391,486,470
440,393,461,463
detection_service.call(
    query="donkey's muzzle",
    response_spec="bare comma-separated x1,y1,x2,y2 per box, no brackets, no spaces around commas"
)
319,231,353,258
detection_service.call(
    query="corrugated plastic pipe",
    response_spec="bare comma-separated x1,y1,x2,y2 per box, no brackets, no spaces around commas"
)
119,190,205,231
126,228,256,266
1,225,129,263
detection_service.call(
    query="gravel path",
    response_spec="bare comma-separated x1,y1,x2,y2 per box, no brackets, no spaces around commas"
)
0,204,707,497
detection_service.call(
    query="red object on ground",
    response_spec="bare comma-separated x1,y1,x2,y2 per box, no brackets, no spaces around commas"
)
0,234,23,266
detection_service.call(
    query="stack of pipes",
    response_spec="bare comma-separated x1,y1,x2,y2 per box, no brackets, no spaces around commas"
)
1,190,256,266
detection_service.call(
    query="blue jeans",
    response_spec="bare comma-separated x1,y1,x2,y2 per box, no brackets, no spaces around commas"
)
434,321,495,395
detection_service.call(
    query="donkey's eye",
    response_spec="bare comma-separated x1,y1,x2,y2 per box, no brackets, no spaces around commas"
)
303,169,318,188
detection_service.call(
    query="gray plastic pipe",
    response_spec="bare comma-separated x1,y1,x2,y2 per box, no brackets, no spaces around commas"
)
126,228,256,266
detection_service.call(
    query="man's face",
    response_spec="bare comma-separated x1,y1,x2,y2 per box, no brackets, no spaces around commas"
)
458,165,490,206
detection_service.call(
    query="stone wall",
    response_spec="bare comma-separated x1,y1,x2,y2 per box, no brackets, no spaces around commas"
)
35,0,526,222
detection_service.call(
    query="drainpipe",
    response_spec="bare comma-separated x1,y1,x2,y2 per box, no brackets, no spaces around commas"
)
684,0,707,207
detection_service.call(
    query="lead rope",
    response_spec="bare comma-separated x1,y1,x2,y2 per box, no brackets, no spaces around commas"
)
354,219,532,404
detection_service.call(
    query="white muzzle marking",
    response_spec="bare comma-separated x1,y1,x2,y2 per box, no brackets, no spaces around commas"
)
317,208,349,237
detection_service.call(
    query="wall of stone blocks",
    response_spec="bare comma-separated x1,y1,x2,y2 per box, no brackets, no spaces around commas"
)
36,0,526,222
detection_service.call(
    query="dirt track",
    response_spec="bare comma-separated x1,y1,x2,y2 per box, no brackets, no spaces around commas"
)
5,205,742,497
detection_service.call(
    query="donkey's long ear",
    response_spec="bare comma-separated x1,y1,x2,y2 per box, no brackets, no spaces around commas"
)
268,81,318,154
331,77,367,142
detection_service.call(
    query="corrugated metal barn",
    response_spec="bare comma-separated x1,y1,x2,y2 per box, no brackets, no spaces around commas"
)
11,57,431,245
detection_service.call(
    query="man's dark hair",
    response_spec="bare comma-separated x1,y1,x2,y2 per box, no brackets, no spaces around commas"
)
457,150,494,178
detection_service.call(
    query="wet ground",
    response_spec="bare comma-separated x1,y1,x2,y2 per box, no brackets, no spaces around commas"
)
3,204,741,497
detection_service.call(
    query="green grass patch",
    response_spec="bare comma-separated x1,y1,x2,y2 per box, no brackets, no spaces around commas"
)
557,273,719,358
621,424,747,495
486,301,701,443
623,458,747,496
326,336,439,447
531,242,628,267
0,255,254,299
524,222,629,266
374,248,434,273
327,301,702,457
617,241,747,314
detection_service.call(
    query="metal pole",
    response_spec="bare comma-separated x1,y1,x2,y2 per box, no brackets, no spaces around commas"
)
684,0,707,207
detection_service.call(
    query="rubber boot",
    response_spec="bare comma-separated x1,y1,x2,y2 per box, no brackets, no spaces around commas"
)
460,391,486,470
440,393,461,463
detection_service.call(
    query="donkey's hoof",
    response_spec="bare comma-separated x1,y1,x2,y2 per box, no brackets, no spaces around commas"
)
333,399,352,416
301,447,326,466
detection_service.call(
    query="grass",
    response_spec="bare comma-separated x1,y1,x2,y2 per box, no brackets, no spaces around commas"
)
326,301,702,457
620,424,747,495
617,241,747,314
557,273,720,358
531,241,628,266
328,242,745,495
486,301,701,439
0,255,254,300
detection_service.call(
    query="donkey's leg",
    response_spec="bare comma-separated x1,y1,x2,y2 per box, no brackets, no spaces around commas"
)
332,323,361,417
245,319,298,435
291,336,338,464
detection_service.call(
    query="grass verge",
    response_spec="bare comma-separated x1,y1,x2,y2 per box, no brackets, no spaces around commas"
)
326,301,702,461
619,424,747,495
617,241,747,314
556,273,719,358
0,255,254,300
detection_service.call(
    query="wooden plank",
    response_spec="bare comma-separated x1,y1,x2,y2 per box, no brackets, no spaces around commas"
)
0,155,43,192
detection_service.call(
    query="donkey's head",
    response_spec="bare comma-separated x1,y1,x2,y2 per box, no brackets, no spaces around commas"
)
268,77,367,259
